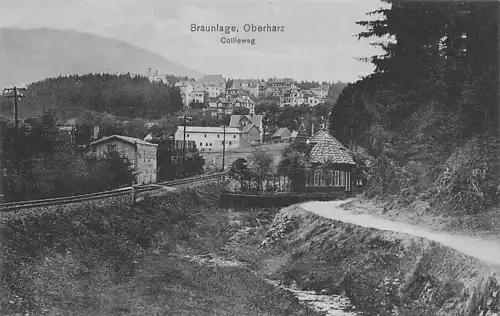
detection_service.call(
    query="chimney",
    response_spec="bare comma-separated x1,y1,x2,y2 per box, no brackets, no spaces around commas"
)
93,125,100,140
311,122,315,136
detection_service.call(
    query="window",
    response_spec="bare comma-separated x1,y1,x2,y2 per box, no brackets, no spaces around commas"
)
210,143,212,146
233,135,236,139
334,171,340,186
229,141,232,145
187,134,190,137
206,143,208,146
340,171,345,186
200,142,203,146
326,170,334,186
205,134,207,137
313,170,322,186
217,134,220,138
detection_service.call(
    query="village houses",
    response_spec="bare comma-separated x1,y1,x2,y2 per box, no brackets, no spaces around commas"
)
174,81,206,107
231,79,262,98
199,74,226,99
90,135,158,185
207,95,256,117
229,114,264,143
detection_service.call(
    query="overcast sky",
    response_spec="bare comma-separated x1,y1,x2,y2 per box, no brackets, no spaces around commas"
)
0,0,387,82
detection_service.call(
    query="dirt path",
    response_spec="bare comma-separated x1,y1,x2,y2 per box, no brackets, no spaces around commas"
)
300,200,500,269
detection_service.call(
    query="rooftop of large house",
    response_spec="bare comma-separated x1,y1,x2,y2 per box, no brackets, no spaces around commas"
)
268,77,294,84
271,127,291,138
241,123,257,133
309,137,355,165
232,79,259,88
176,126,241,134
200,74,225,87
90,135,158,147
229,114,263,128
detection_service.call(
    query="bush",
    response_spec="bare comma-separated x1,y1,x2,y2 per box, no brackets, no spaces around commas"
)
1,182,226,315
431,134,500,214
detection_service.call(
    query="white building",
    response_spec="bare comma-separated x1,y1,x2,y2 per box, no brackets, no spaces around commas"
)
200,74,226,99
174,126,241,152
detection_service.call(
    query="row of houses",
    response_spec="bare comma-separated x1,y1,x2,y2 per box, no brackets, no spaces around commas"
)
280,85,329,107
174,74,227,106
175,75,329,111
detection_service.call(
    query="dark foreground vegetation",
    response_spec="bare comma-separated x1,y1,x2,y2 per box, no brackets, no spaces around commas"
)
1,182,322,316
0,111,137,202
0,110,206,202
330,0,499,216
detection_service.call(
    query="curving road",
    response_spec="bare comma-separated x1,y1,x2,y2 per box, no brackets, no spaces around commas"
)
300,200,500,267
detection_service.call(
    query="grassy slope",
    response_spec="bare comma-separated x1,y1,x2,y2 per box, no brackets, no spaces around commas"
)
1,183,322,316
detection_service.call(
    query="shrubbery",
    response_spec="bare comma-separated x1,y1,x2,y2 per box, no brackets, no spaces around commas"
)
1,182,226,315
1,111,136,202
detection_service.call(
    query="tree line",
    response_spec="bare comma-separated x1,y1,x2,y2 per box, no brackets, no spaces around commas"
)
329,0,499,214
0,73,184,121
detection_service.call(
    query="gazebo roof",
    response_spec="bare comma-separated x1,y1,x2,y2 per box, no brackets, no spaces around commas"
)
308,130,344,148
309,137,355,165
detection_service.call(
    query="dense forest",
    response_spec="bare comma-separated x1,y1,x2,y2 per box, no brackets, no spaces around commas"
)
0,73,184,120
329,0,499,214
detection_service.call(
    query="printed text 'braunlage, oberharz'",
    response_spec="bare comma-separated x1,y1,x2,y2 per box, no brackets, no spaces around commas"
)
190,23,285,46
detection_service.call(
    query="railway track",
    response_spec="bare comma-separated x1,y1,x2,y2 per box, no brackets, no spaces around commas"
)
0,172,227,212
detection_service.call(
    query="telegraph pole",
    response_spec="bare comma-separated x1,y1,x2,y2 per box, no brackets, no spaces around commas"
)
3,86,26,130
2,86,27,199
222,125,226,171
178,114,192,167
183,115,187,165
3,86,26,167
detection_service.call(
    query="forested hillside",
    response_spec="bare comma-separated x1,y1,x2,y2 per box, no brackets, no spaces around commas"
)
0,73,184,120
330,0,499,214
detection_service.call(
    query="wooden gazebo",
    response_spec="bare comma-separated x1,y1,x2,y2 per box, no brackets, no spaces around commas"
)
302,131,356,193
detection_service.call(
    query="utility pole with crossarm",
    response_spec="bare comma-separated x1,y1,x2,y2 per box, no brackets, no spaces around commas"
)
2,86,27,201
2,86,27,130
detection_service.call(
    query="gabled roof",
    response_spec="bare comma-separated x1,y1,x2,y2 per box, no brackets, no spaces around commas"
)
200,74,225,86
233,79,259,88
295,124,309,143
271,127,291,138
217,97,231,104
90,135,158,147
229,115,263,128
241,123,257,133
309,137,355,165
308,130,344,148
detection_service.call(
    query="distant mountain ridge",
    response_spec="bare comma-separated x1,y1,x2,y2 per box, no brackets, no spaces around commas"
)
0,27,202,89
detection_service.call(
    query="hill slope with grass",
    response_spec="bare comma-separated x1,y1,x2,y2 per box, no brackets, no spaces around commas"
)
1,182,323,316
